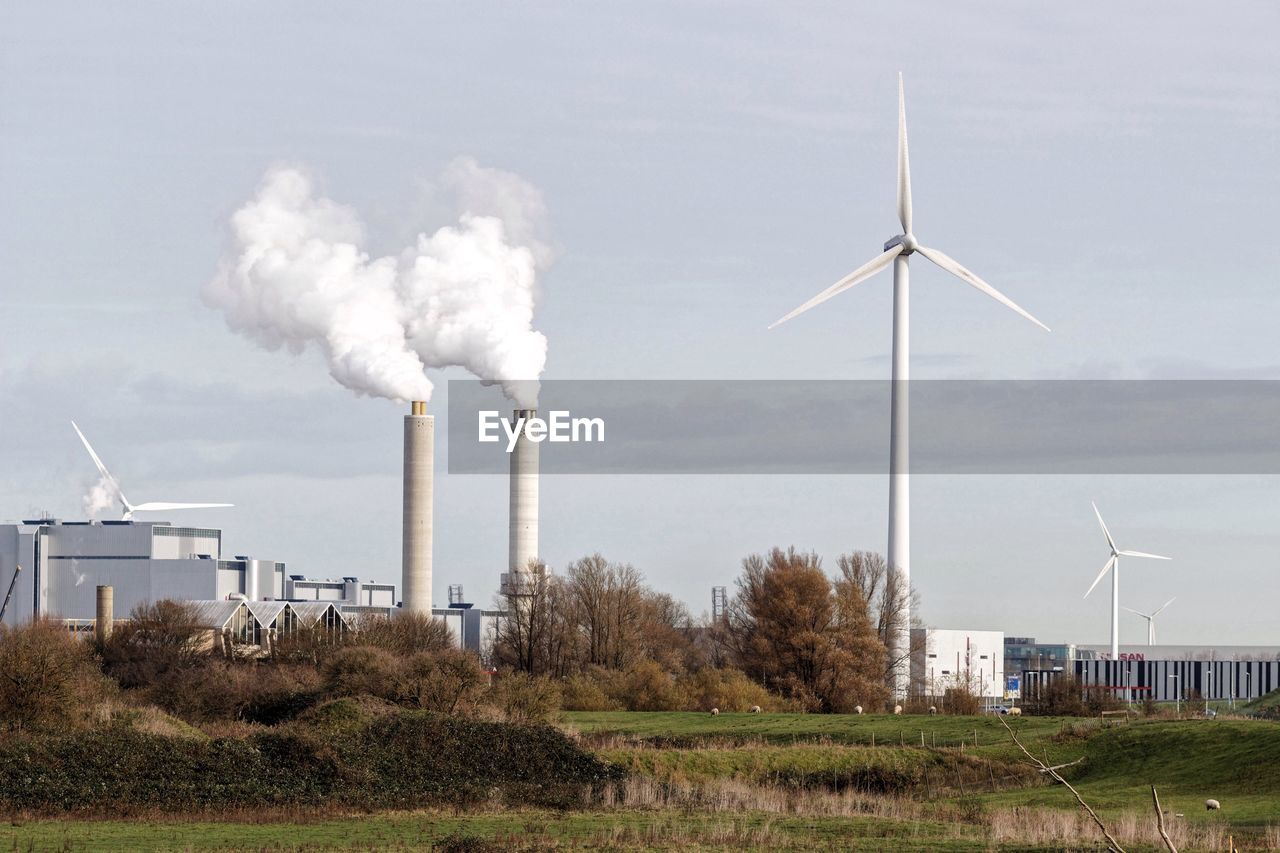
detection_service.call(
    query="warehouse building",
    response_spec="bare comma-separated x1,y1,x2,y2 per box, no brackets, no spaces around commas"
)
1023,658,1280,703
911,627,1005,699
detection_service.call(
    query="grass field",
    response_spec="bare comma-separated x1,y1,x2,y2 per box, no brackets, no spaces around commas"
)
3,711,1277,850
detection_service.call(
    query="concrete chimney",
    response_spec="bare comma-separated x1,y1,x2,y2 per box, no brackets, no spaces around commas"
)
402,400,434,613
508,408,539,577
95,585,113,643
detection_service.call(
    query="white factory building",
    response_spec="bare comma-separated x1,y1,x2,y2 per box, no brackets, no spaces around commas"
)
0,517,394,628
0,518,288,626
911,627,1005,699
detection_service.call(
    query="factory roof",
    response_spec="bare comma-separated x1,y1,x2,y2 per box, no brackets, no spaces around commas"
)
184,600,249,629
291,601,350,628
246,600,289,625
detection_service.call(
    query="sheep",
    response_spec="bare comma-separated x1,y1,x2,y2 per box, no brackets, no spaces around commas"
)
750,705,762,714
893,704,903,715
1205,799,1221,811
854,705,863,715
928,706,937,715
1008,706,1022,716
710,707,720,716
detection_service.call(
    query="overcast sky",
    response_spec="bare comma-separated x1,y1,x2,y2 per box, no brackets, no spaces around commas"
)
2,2,1278,645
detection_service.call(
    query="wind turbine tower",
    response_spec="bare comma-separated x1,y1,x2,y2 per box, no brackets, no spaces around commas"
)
1084,503,1171,658
1123,597,1176,646
770,75,1049,696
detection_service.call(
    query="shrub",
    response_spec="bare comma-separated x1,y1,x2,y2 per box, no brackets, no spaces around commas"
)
356,612,454,656
0,710,622,813
395,650,486,714
619,660,687,711
678,667,780,712
559,672,622,711
100,600,207,689
322,646,399,700
0,620,108,733
489,672,561,723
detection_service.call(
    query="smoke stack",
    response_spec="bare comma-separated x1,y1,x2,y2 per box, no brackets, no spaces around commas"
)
508,408,539,576
402,401,434,613
95,585,113,644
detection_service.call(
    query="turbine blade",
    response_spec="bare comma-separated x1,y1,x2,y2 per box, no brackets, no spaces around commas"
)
1153,596,1176,616
1120,606,1146,617
1117,550,1171,561
129,502,234,512
897,72,912,234
769,245,902,329
1083,555,1116,599
915,245,1050,332
71,421,131,510
1091,502,1117,553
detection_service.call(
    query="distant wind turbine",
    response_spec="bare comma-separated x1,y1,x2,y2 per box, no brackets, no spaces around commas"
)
1123,597,1176,646
72,421,233,521
769,74,1050,696
1084,502,1171,658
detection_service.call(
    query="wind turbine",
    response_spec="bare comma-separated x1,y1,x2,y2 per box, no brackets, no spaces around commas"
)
768,75,1049,696
1123,597,1176,646
72,421,233,521
1084,502,1171,659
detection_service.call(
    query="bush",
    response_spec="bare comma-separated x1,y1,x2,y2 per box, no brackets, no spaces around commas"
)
395,650,486,714
100,601,206,690
678,667,780,712
619,660,688,711
0,710,622,813
0,620,108,733
322,646,399,701
356,613,454,656
489,672,561,723
559,672,622,711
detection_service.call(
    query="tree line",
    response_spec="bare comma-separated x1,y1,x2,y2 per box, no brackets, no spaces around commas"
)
495,547,914,713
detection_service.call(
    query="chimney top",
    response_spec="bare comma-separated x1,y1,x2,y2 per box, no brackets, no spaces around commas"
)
411,401,427,416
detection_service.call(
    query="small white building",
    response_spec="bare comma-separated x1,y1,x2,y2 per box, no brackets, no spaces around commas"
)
912,627,1005,699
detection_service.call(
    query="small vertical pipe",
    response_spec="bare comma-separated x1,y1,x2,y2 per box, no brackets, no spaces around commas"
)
95,585,113,644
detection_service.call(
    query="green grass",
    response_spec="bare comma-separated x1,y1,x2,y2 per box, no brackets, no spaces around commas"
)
562,709,1072,748
0,810,1028,852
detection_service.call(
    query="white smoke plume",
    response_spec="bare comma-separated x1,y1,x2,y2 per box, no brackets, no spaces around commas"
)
83,476,116,519
204,158,550,406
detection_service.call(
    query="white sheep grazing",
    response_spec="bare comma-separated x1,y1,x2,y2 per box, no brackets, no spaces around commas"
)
893,704,903,715
1008,707,1023,717
854,705,863,715
928,706,937,715
750,705,762,714
710,707,720,716
1205,799,1221,811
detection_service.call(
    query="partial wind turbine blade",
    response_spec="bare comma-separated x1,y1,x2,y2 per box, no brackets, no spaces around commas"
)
71,421,130,509
1083,555,1117,598
1153,596,1176,616
129,502,234,512
915,245,1050,332
769,245,903,329
1117,550,1171,560
1121,606,1148,618
1091,502,1117,554
897,72,912,234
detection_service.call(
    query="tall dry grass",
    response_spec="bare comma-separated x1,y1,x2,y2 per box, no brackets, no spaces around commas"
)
988,806,1247,850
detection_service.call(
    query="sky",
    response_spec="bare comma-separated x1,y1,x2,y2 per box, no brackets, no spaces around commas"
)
2,2,1278,645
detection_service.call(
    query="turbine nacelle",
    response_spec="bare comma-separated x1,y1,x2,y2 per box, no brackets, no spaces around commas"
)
884,233,918,255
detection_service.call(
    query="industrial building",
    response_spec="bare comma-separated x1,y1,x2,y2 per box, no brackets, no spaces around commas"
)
1074,644,1280,662
1024,658,1280,704
911,628,1005,699
285,575,397,608
0,518,287,626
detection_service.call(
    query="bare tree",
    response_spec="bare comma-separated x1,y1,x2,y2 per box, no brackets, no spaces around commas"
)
563,554,644,669
493,560,575,676
837,550,920,688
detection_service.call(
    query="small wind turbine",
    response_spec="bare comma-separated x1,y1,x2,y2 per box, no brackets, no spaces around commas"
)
1084,502,1170,659
1123,597,1176,646
72,421,233,521
769,74,1049,696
